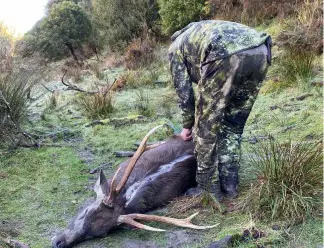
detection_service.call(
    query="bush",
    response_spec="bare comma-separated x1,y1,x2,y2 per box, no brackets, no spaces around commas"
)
75,87,114,119
124,35,156,70
240,139,323,220
158,0,207,35
277,0,322,54
209,0,303,25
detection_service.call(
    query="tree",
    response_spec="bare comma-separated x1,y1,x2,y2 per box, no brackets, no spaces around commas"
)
40,1,92,61
158,0,207,35
93,0,160,49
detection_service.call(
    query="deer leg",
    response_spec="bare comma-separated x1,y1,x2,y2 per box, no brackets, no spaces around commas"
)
117,212,218,231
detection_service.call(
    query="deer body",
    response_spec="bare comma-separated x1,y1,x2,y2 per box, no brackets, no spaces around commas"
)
52,135,204,248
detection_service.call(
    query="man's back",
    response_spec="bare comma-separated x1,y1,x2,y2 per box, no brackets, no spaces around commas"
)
169,20,269,82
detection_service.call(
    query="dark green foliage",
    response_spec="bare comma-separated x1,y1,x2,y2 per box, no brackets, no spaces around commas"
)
240,139,323,220
41,1,93,61
158,0,207,35
93,0,160,49
16,1,93,61
45,0,92,14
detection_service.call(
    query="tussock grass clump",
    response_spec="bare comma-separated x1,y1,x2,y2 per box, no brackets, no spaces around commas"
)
277,50,315,86
0,73,33,146
134,89,155,117
123,69,159,88
76,87,115,119
239,139,323,220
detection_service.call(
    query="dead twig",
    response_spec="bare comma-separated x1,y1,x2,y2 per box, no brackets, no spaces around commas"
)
61,70,117,95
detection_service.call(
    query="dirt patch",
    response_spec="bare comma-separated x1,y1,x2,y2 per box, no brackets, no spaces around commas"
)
77,148,95,166
166,230,202,247
122,238,159,248
0,220,24,238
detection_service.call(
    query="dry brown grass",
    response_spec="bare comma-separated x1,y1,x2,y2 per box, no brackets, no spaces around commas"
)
277,0,323,54
124,35,156,70
209,0,304,25
167,195,203,217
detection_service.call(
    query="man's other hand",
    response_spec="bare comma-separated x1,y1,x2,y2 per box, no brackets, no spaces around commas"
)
180,128,192,141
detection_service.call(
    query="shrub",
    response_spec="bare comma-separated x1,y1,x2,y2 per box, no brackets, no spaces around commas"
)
134,89,155,117
75,87,114,119
277,0,323,54
209,0,303,25
124,35,156,70
158,0,207,35
239,139,323,220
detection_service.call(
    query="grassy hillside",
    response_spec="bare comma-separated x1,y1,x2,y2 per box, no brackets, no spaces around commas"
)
0,15,323,248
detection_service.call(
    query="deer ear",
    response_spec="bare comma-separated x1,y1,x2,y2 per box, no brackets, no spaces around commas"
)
94,169,109,200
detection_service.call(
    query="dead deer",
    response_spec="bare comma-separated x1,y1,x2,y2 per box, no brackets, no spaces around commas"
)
52,125,218,248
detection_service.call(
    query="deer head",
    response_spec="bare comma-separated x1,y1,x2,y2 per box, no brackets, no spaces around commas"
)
52,126,218,248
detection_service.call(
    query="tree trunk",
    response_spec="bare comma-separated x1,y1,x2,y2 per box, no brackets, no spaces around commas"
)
64,42,78,63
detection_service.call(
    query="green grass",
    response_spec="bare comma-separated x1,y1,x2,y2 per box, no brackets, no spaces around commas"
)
243,86,323,142
0,147,91,247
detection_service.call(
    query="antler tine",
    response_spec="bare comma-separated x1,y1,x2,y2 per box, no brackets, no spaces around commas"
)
118,215,165,232
117,212,218,231
103,166,121,206
114,125,164,195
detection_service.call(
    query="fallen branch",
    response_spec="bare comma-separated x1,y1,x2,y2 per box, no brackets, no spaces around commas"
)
40,82,56,93
114,151,135,157
61,70,117,95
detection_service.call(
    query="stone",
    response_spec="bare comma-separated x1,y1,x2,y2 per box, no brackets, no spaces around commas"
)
209,235,233,248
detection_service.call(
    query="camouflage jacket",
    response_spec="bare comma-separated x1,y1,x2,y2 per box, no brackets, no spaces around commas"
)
168,20,270,129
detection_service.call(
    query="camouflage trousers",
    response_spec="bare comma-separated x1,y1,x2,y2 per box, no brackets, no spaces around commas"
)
194,44,269,193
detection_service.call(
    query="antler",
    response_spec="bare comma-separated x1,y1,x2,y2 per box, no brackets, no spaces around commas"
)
103,125,164,206
103,166,122,206
117,212,218,231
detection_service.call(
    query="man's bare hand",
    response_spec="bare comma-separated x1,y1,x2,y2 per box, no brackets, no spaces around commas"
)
180,128,192,141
